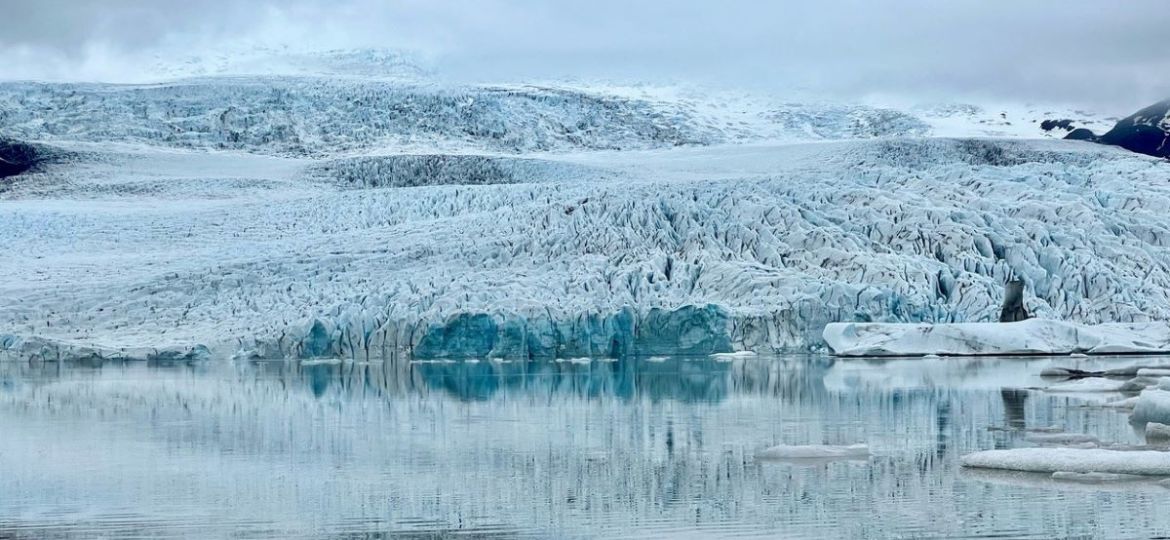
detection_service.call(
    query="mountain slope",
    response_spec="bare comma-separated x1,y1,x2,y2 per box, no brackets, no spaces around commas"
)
1065,99,1170,159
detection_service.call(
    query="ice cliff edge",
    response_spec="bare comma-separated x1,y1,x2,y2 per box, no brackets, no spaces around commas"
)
823,319,1170,357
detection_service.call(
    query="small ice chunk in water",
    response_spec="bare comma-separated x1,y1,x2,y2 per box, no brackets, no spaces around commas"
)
1120,377,1163,392
961,448,1170,476
1146,422,1170,442
1043,378,1126,393
756,444,870,460
1133,389,1170,425
1102,396,1140,409
710,351,757,360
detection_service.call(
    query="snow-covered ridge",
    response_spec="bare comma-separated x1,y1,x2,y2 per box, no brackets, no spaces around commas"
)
0,80,718,156
0,76,1089,160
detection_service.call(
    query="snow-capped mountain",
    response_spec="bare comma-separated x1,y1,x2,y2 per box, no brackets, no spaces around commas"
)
1068,99,1170,159
2,53,1167,361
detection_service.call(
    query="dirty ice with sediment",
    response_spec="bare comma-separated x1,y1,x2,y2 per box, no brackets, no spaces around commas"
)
2,49,1168,362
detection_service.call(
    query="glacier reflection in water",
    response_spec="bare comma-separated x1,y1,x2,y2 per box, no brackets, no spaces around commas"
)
1,355,1168,538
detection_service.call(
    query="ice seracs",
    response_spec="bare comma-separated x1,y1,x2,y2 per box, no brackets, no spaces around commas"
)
3,66,1170,360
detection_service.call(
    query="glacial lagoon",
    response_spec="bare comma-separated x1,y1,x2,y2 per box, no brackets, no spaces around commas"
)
2,354,1169,538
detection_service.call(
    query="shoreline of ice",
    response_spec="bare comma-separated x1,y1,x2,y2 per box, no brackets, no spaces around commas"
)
823,319,1170,357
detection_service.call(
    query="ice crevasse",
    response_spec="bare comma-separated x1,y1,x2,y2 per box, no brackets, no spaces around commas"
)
4,76,1170,361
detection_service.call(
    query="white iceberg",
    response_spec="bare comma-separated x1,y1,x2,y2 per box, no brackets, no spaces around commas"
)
961,447,1170,476
755,444,870,460
823,319,1170,357
1042,378,1127,393
1133,389,1170,425
1102,396,1140,409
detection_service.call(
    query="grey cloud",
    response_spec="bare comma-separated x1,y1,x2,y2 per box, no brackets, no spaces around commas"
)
1,0,1167,109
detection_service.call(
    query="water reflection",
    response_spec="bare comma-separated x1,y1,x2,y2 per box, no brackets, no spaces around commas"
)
1,355,1168,538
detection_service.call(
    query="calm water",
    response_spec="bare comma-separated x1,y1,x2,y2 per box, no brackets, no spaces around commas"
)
2,354,1169,539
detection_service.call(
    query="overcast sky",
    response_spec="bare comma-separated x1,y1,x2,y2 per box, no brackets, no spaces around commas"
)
2,0,1167,109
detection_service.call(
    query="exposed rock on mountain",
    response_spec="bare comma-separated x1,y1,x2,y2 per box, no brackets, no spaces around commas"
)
1066,99,1170,159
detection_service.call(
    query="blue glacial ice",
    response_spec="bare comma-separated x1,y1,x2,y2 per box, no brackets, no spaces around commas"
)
2,71,1170,361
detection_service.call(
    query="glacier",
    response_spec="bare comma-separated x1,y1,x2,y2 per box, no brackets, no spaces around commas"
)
2,70,1170,361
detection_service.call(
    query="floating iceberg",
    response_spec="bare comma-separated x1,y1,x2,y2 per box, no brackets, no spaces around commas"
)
1042,378,1127,393
823,319,1170,357
755,444,870,460
1103,396,1140,409
961,447,1170,476
1132,389,1170,425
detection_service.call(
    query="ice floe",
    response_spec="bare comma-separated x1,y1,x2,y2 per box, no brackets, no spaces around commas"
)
755,444,870,460
961,447,1170,476
1042,378,1128,393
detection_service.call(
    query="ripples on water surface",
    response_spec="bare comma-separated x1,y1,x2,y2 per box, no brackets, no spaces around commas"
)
2,355,1169,538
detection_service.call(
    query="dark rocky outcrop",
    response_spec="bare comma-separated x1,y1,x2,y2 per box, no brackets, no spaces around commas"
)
1064,128,1098,141
999,280,1029,323
1065,99,1170,159
0,139,39,179
1040,119,1076,133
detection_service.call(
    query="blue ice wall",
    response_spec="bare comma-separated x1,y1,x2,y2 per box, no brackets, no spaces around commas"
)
406,304,732,359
